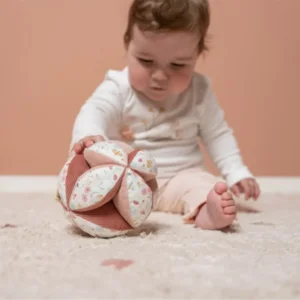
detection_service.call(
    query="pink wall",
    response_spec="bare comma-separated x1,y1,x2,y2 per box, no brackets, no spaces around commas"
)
1,0,299,176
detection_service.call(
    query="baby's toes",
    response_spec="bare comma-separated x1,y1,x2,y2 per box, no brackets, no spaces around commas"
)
221,192,233,201
221,199,235,208
221,196,236,215
223,203,236,215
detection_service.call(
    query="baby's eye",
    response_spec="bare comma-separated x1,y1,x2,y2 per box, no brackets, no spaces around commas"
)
171,63,186,69
138,58,154,66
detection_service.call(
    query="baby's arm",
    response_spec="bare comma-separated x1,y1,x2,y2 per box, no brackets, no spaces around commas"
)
198,80,259,199
70,72,124,153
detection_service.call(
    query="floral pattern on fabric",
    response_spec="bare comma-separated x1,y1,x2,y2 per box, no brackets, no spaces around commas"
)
69,165,124,211
87,142,128,166
125,168,153,227
130,150,157,176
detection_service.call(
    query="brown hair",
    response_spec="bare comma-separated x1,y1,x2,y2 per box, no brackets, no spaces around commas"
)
124,0,210,54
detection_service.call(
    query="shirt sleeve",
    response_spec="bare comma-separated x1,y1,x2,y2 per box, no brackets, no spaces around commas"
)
70,70,126,151
197,78,254,187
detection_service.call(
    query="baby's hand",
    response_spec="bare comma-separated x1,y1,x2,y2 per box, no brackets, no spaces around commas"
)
120,125,135,141
73,135,105,154
230,178,260,200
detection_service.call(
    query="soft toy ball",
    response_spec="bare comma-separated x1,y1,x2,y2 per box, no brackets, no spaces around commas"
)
56,141,158,238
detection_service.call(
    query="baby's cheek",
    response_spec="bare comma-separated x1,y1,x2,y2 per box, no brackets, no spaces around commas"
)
128,64,149,91
171,72,193,94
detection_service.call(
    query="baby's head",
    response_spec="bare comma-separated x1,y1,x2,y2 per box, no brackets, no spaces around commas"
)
124,0,210,101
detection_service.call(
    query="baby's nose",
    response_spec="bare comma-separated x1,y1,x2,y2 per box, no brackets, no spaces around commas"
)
151,69,168,82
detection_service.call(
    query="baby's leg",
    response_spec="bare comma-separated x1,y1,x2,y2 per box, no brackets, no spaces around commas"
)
194,182,236,230
153,168,236,230
180,168,236,230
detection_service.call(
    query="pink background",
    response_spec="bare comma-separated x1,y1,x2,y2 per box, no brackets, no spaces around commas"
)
1,0,299,176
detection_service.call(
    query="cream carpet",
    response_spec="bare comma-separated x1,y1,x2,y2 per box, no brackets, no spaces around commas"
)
1,192,300,299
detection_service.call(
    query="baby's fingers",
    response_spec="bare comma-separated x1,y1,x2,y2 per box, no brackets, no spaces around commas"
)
73,135,104,154
253,181,261,200
84,138,94,148
93,135,105,143
247,179,259,200
74,136,96,154
239,181,252,200
231,184,241,197
73,141,85,154
83,135,105,148
83,135,104,147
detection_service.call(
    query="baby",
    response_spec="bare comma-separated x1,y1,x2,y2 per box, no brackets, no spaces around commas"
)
70,0,260,230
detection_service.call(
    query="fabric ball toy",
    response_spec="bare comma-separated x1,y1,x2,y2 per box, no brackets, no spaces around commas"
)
56,140,158,238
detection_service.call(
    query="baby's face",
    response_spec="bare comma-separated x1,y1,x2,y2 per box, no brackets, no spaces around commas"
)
127,26,199,102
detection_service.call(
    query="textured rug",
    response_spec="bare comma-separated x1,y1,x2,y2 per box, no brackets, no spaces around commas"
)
0,192,300,299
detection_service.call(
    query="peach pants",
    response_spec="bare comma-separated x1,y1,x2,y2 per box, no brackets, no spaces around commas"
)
153,167,219,223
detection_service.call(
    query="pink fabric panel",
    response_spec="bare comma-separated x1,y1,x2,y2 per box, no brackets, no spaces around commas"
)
65,155,90,207
75,201,133,231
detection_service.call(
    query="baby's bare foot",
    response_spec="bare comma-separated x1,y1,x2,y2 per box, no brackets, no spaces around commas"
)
195,182,236,230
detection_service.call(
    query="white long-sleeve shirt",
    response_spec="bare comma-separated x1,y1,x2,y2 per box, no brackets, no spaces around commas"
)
71,67,253,187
